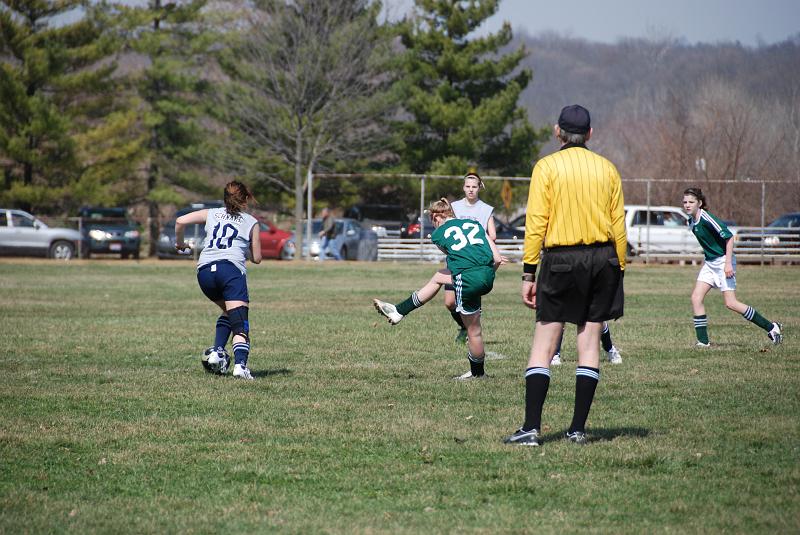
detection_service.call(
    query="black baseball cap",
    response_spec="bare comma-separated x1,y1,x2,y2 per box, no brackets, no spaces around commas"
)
558,104,591,134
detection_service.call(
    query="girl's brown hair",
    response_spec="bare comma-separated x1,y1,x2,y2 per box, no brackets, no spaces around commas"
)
224,181,256,215
683,187,707,209
427,197,455,220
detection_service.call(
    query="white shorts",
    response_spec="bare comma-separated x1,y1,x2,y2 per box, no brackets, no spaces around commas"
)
697,256,736,292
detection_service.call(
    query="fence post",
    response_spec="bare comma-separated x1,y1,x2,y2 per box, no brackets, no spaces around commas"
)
645,180,651,265
307,169,313,260
419,175,426,261
760,181,765,266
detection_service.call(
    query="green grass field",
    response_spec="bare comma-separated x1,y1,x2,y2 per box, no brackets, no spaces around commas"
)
1,259,798,533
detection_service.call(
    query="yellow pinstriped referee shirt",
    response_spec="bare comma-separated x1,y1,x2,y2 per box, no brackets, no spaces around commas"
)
523,144,627,269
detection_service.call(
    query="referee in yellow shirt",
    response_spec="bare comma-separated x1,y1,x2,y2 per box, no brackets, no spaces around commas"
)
504,104,627,447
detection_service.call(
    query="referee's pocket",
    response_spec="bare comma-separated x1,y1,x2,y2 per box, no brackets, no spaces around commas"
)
543,263,574,297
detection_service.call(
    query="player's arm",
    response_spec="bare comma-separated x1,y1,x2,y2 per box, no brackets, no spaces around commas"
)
249,222,262,264
175,209,208,251
724,235,735,278
609,166,627,271
486,213,497,242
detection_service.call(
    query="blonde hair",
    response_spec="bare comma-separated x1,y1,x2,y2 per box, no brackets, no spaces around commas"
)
224,181,256,215
427,197,455,220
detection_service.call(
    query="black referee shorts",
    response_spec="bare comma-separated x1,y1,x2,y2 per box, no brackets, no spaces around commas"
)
536,242,624,324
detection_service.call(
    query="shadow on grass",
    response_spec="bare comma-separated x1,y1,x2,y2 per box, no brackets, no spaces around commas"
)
539,426,650,444
251,368,292,378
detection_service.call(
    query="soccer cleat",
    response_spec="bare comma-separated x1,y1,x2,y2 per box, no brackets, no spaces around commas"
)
768,322,783,345
373,299,403,325
454,370,488,381
606,346,623,364
232,364,254,380
503,428,540,446
455,328,468,344
565,430,587,444
551,353,562,366
695,341,711,348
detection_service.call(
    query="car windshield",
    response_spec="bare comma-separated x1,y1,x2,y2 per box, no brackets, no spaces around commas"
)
769,216,799,228
82,208,127,220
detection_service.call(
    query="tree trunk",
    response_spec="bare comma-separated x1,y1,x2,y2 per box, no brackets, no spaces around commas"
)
147,162,159,257
293,129,304,260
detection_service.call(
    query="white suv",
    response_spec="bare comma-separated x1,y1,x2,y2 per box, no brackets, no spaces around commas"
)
0,209,85,259
624,205,702,256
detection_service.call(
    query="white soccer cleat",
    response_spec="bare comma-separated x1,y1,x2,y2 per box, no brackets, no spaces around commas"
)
695,341,711,348
768,322,783,345
373,299,403,325
551,353,562,366
606,346,622,364
232,363,254,380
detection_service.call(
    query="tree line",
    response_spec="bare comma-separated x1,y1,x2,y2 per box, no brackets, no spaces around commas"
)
1,0,544,255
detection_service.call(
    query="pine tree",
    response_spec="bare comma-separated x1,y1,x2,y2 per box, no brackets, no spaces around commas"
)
397,0,547,178
0,0,119,211
115,0,216,255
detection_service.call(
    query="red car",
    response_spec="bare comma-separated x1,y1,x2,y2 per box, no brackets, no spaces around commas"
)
256,217,295,260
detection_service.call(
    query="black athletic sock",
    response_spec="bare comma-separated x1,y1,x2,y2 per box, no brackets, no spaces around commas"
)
468,351,485,377
568,366,599,434
451,310,466,330
215,315,231,349
600,324,613,352
522,367,550,432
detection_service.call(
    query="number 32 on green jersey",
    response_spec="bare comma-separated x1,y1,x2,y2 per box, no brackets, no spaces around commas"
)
444,222,485,251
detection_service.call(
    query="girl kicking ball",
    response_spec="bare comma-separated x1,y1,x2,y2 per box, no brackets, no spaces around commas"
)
373,198,503,380
682,187,782,347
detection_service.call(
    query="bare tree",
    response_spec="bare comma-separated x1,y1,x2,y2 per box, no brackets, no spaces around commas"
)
218,0,396,256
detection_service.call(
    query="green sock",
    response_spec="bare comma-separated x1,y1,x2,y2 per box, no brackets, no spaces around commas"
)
396,292,423,316
743,306,773,332
694,315,709,344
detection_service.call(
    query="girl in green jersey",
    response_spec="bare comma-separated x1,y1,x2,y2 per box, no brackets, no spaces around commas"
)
373,198,503,379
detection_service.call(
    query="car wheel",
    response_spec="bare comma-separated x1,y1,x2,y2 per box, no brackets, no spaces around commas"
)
133,251,140,260
340,245,348,260
279,242,294,260
121,252,129,260
49,240,75,260
626,244,635,257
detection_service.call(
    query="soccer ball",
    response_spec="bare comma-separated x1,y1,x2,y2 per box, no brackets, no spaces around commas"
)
201,347,230,375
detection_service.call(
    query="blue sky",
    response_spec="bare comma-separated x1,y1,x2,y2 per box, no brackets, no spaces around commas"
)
383,0,800,46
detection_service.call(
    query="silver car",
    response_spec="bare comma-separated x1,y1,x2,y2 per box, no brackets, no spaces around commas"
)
0,209,85,259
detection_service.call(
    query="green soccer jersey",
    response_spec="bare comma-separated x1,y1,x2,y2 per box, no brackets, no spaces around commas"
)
689,209,733,260
431,218,494,274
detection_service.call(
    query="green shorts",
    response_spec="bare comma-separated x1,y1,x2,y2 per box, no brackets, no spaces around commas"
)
453,266,495,315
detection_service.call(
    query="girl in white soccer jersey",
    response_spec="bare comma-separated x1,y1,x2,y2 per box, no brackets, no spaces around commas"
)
446,172,506,343
373,198,504,380
176,181,262,379
682,187,782,347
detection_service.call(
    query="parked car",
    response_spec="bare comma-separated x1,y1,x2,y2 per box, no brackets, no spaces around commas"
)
738,212,800,250
78,206,141,259
344,204,408,238
403,215,523,240
300,218,378,260
157,201,223,259
157,201,296,260
624,205,702,256
508,206,703,256
0,208,85,259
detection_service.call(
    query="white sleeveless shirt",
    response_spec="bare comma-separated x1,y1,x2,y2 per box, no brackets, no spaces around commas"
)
197,208,258,274
451,199,494,230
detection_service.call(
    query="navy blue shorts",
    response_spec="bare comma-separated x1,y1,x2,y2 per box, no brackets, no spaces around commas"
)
197,260,249,303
